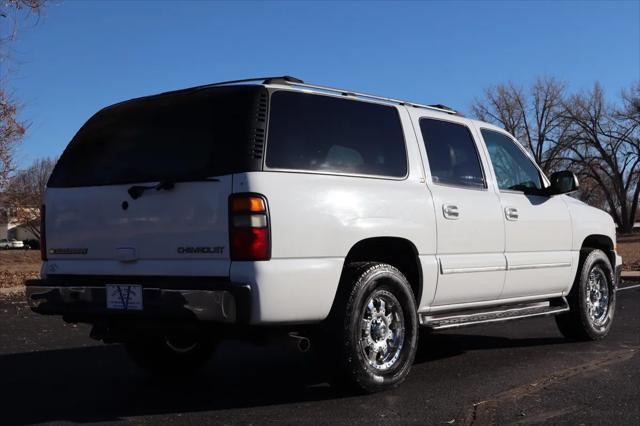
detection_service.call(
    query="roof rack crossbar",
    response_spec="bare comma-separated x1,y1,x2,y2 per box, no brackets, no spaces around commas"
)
204,76,299,87
270,80,458,115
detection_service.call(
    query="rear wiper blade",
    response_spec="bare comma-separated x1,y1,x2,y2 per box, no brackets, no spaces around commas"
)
127,177,220,200
128,181,175,200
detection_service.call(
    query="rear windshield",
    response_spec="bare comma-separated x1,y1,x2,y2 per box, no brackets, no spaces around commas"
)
48,85,264,187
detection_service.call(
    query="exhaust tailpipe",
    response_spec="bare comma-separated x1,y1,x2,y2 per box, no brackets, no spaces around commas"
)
288,332,312,353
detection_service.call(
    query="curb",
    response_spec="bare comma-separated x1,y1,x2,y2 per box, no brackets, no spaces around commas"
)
621,271,640,283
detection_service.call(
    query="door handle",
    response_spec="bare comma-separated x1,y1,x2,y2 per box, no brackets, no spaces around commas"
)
505,207,519,221
443,203,460,220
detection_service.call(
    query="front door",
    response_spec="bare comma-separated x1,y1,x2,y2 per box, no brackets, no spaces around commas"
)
412,115,506,306
478,128,573,299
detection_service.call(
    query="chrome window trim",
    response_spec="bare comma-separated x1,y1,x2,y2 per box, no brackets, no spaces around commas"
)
432,182,488,192
260,168,410,182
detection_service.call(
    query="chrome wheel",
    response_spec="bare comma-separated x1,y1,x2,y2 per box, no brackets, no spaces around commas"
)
359,291,405,371
585,266,610,326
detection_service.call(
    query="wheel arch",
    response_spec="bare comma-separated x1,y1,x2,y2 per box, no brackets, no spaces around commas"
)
581,234,615,267
329,237,423,315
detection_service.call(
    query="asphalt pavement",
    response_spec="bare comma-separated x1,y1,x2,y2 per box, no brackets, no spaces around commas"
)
1,283,638,425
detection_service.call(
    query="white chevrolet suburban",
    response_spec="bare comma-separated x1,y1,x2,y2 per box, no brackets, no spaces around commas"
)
26,76,623,393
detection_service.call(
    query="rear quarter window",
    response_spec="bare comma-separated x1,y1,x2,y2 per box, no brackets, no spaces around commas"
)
266,91,407,178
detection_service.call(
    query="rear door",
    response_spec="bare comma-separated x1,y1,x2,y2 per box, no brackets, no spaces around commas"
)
44,85,266,276
410,114,506,306
477,128,572,298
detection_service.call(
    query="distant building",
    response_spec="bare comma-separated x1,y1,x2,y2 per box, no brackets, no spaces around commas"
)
0,198,39,241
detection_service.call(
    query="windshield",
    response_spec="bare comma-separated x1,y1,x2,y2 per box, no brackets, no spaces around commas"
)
48,85,264,187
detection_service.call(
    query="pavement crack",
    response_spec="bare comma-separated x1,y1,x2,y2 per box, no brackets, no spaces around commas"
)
460,348,638,425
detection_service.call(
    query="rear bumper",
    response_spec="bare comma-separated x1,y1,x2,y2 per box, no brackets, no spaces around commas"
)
25,276,251,324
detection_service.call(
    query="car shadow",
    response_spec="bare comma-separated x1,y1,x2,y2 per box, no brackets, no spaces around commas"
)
415,330,567,363
0,342,342,425
0,331,567,425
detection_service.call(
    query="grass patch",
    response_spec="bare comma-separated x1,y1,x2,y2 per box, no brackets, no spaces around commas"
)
0,251,40,289
617,233,640,271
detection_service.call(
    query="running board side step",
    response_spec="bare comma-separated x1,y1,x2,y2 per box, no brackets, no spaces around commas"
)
420,298,569,330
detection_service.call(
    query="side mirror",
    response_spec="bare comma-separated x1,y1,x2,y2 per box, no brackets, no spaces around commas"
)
548,170,579,195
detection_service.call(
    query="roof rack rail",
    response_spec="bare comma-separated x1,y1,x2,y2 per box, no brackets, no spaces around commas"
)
428,104,457,112
202,75,458,115
266,79,458,115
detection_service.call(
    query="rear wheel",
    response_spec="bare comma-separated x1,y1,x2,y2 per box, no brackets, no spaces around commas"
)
125,333,217,375
331,262,418,393
556,249,616,341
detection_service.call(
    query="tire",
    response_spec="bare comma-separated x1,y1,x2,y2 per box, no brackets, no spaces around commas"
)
125,333,217,375
330,262,418,393
555,249,616,341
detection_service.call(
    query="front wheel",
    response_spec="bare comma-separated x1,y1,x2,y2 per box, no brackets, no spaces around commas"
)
125,333,217,375
556,249,616,341
331,262,418,393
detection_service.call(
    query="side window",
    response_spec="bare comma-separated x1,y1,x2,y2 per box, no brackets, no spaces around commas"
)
481,129,543,191
419,119,485,188
266,91,407,178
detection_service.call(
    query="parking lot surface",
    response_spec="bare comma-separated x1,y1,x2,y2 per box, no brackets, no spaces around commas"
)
1,284,638,425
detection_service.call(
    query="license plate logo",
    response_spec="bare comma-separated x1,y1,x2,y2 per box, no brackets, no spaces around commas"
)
106,284,143,310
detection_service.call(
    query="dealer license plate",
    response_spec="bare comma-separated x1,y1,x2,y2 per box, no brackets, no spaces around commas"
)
106,284,143,310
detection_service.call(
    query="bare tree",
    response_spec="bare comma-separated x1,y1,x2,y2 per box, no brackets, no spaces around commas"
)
1,0,48,75
562,82,640,234
0,0,48,189
0,89,25,187
4,157,55,239
471,77,569,174
0,1,47,42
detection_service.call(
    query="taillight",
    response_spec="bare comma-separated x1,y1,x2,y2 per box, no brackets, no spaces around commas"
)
40,204,47,261
229,194,270,261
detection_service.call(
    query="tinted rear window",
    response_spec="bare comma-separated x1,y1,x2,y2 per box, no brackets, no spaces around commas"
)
266,91,407,178
49,85,264,187
420,119,485,188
